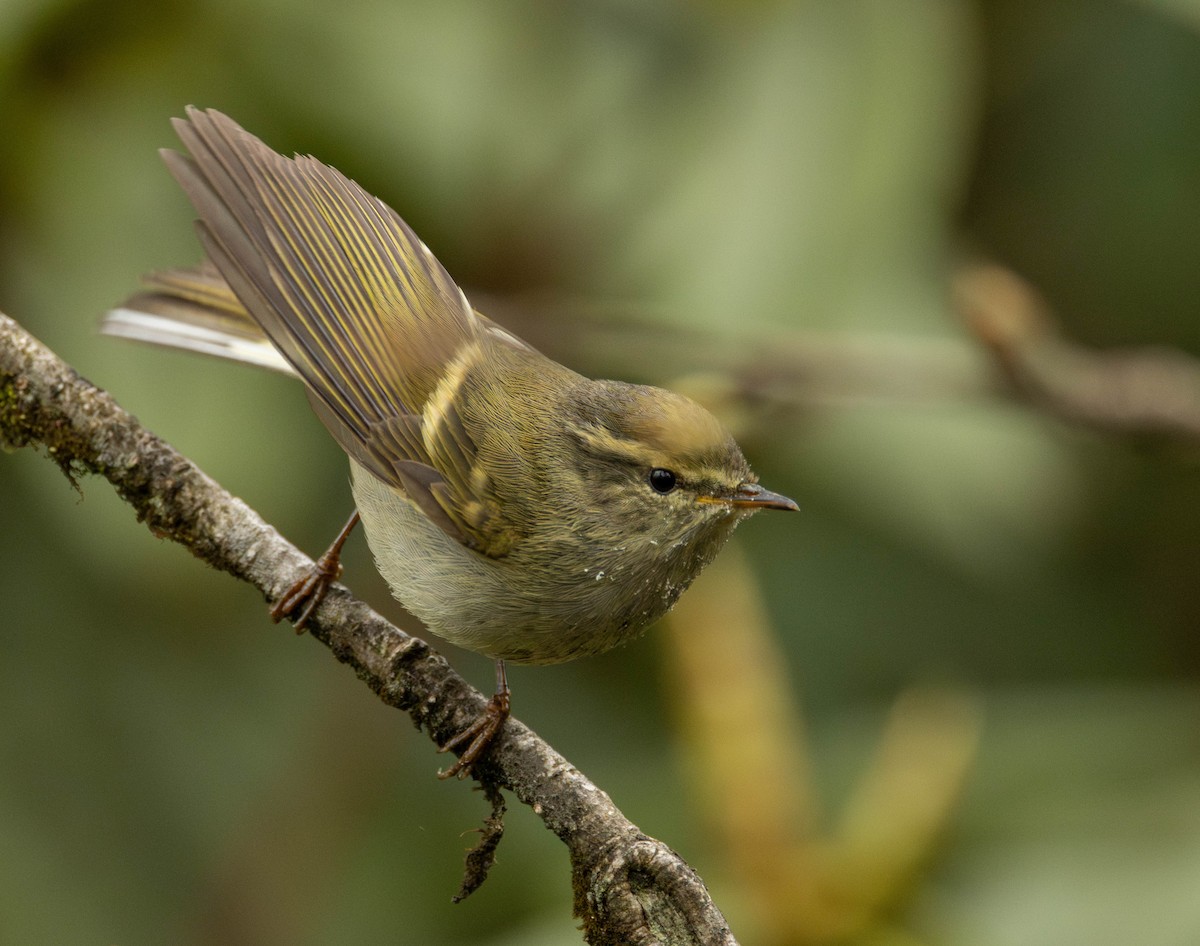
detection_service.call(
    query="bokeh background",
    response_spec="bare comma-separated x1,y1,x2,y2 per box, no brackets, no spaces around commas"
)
2,1,1199,944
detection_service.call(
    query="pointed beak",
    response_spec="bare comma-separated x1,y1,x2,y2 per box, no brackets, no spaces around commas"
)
696,481,799,511
728,482,799,512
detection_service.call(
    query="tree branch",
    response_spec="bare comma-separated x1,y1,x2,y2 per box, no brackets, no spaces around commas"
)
486,275,1200,448
0,311,737,946
956,263,1200,444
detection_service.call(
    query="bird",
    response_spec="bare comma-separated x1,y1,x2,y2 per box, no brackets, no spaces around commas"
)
105,107,797,777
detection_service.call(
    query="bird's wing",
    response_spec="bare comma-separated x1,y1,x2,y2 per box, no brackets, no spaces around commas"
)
166,107,518,555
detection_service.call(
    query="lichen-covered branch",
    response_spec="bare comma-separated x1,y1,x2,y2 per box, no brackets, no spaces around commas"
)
0,311,737,946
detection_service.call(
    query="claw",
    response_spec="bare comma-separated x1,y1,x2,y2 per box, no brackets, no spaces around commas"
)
438,660,510,780
269,510,359,632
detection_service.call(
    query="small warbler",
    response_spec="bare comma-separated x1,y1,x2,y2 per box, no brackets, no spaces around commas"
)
105,108,797,777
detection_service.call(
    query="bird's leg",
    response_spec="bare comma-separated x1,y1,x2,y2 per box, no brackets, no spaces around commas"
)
270,510,361,633
438,659,511,780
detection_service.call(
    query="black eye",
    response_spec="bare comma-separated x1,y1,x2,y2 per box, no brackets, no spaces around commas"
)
648,468,677,494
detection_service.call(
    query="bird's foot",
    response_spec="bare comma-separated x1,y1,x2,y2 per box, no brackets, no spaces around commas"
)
269,511,359,633
438,689,511,780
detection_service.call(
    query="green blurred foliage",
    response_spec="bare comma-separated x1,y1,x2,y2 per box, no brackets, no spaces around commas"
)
1,1,1198,944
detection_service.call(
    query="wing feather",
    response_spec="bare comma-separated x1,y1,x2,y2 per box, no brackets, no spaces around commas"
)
164,107,522,554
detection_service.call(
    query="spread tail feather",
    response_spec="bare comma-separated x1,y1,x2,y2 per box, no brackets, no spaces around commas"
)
102,263,296,376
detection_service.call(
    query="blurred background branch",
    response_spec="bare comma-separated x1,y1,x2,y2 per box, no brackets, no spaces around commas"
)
957,262,1200,443
486,259,1200,448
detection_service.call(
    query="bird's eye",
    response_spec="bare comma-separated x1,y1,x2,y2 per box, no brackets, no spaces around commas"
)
648,468,677,494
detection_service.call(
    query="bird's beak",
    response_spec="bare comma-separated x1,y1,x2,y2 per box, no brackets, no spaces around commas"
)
731,482,799,511
699,482,799,511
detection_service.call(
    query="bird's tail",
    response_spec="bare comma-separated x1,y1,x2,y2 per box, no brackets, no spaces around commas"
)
102,260,296,376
